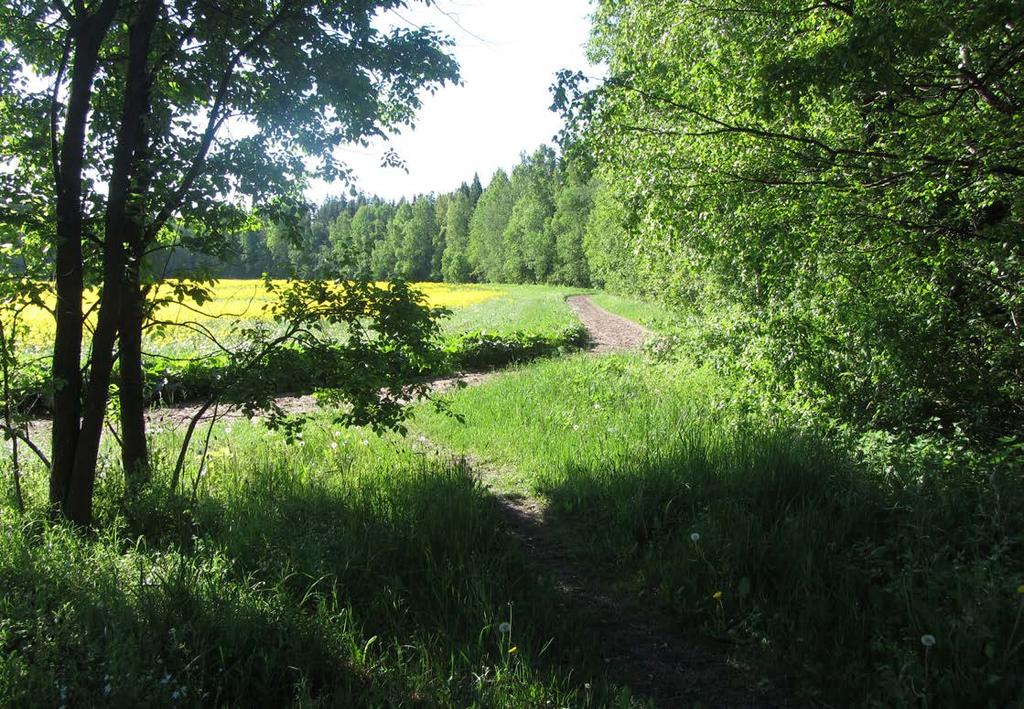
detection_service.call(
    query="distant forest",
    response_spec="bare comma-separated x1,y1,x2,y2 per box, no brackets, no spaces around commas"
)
164,144,594,287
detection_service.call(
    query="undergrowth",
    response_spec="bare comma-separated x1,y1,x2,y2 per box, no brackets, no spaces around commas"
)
414,354,1024,706
0,421,638,707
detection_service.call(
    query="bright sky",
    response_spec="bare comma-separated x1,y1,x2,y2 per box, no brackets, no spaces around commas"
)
308,0,597,203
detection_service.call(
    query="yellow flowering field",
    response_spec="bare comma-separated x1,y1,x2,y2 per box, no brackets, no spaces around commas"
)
12,280,505,346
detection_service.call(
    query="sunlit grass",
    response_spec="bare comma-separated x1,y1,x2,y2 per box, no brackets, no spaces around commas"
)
0,415,639,707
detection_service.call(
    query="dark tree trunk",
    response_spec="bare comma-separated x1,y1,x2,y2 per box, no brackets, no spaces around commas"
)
119,259,149,480
50,3,120,514
66,0,160,524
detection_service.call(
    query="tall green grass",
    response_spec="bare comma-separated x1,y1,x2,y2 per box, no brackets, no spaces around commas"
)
440,284,587,337
414,354,1024,706
0,421,639,707
585,293,681,334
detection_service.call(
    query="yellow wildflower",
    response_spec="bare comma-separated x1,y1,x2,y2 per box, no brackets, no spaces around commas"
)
712,591,723,601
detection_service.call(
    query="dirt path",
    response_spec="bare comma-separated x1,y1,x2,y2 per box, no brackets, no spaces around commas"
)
440,454,785,709
566,295,651,353
426,298,787,707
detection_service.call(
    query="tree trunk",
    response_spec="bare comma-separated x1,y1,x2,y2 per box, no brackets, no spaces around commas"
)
66,0,160,524
119,260,149,480
50,3,121,514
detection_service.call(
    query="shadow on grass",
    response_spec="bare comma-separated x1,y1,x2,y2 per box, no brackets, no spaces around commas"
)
0,454,631,706
531,428,1024,706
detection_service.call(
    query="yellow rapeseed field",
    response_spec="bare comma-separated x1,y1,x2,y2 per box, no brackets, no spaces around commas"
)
11,280,504,345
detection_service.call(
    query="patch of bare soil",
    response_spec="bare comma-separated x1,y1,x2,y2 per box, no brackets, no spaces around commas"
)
566,295,651,353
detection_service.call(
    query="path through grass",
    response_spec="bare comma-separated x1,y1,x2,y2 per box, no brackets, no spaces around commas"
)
413,351,1024,706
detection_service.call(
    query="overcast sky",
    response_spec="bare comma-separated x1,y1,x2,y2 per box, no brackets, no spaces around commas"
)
307,0,597,203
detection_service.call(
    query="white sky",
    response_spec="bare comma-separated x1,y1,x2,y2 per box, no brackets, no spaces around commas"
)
308,0,598,203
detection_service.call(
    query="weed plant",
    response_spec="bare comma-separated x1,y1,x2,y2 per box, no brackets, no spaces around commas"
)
0,419,639,707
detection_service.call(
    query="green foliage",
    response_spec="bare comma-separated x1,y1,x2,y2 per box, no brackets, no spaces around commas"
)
445,325,588,371
563,0,1024,442
442,190,473,282
396,196,438,281
468,169,515,282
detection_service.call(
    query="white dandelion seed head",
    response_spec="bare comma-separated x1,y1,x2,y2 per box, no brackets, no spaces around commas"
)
224,426,232,434
690,532,701,542
330,442,338,450
498,622,512,634
921,634,936,647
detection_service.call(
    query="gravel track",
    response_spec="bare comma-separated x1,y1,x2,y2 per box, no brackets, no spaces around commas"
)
566,294,651,353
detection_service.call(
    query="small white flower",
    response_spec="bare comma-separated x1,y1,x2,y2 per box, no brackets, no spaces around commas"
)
921,634,936,648
224,426,232,434
690,532,701,543
572,424,580,431
498,622,512,634
330,442,338,450
361,438,369,446
593,403,601,410
333,430,342,438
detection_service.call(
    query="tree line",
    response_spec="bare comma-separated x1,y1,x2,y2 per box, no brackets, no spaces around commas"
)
162,145,596,287
557,0,1023,444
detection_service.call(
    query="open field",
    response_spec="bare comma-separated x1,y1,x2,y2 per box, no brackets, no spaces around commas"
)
13,281,577,349
7,282,590,410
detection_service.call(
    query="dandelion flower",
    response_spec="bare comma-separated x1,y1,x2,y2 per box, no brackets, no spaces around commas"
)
498,622,512,634
920,634,936,648
712,591,723,601
690,532,701,543
508,646,518,654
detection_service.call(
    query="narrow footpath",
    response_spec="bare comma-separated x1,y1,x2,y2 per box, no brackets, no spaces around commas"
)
438,296,787,708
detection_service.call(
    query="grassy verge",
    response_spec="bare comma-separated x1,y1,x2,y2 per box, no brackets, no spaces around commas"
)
413,353,1024,706
0,419,640,707
586,293,681,334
